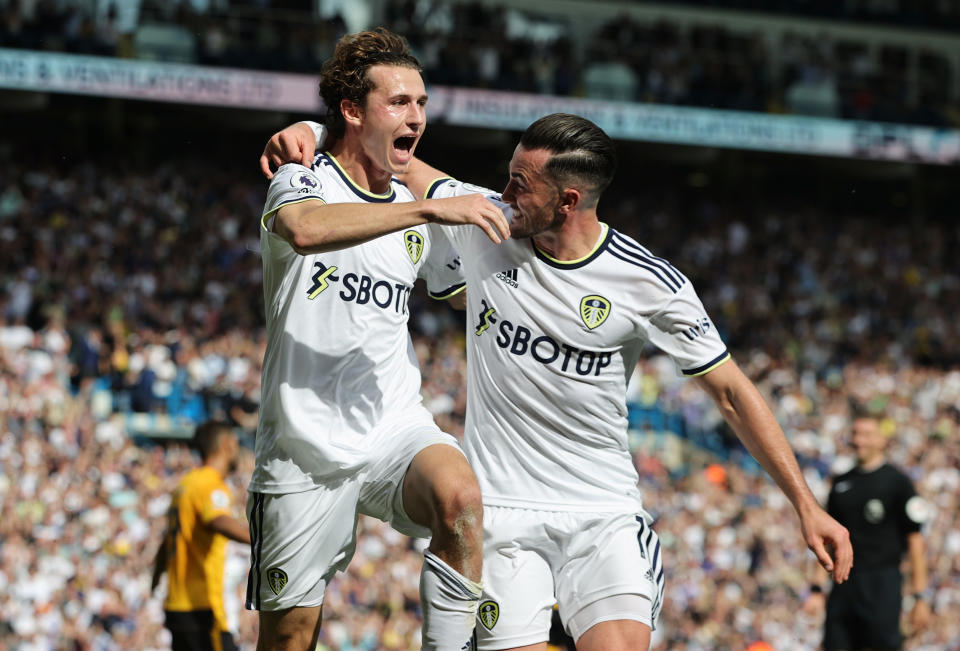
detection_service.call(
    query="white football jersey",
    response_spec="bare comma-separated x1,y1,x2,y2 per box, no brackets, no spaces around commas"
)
251,155,465,493
427,178,729,511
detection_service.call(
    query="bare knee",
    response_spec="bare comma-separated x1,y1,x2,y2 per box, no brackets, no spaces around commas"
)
404,445,483,542
427,478,483,581
433,479,483,542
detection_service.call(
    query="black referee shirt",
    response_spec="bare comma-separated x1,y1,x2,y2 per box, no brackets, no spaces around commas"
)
826,463,923,571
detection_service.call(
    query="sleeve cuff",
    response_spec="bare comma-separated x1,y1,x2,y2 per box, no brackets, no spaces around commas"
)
261,196,326,232
429,282,466,300
681,350,731,377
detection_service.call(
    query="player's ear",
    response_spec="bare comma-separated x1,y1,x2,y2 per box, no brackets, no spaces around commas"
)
341,98,363,128
558,187,581,214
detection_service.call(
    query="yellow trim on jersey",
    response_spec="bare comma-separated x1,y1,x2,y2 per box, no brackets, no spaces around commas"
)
430,283,467,300
261,197,326,233
424,176,455,200
685,352,731,377
324,151,395,200
534,223,609,264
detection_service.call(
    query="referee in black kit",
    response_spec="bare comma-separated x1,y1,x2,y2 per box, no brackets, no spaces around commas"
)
806,411,932,650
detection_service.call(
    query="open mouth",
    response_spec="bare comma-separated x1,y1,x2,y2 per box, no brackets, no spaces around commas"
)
394,136,416,153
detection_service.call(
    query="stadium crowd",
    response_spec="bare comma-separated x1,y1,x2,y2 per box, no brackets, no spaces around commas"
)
0,0,956,127
0,146,958,650
630,0,960,31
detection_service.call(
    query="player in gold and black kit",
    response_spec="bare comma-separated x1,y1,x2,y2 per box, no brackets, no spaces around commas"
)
152,422,251,651
813,414,931,651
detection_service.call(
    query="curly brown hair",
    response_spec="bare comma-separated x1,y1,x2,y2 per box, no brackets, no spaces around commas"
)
319,28,422,140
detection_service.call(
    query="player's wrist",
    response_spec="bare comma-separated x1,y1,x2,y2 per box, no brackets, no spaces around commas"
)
912,589,932,602
793,489,822,517
809,584,824,594
418,198,441,223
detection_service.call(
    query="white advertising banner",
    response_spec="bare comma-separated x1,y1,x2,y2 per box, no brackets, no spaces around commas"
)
0,48,321,111
2,49,957,164
427,86,960,165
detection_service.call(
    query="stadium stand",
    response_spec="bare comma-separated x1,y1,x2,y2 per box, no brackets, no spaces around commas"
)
0,125,957,648
1,0,957,127
0,1,958,649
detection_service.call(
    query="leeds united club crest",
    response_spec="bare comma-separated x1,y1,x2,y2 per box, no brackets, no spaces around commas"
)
267,568,288,596
579,295,611,330
478,600,499,630
404,230,424,263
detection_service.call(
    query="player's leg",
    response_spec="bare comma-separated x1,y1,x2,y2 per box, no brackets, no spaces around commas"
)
823,575,856,651
556,513,664,651
256,607,322,651
359,421,483,649
167,610,216,651
216,629,240,651
402,443,483,579
856,567,904,651
246,486,359,651
169,624,213,651
404,443,484,649
569,612,651,651
475,506,559,651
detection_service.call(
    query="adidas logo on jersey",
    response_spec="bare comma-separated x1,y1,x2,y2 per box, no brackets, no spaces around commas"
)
496,268,519,288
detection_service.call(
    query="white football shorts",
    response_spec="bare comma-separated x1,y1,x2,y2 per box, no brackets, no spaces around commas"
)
245,416,461,611
475,506,664,649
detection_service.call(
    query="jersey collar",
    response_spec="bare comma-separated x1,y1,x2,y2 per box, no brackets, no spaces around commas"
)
532,223,611,270
321,152,397,203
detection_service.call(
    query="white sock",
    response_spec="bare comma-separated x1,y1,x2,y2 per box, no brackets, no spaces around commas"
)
420,550,482,650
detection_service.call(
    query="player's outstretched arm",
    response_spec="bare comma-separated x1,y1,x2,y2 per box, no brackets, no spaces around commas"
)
274,190,509,254
695,359,853,583
208,514,252,545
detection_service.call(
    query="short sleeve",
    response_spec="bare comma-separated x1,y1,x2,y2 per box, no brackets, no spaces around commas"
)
424,177,514,253
425,177,503,203
420,224,466,299
262,163,327,232
644,283,729,377
898,473,925,534
198,480,233,524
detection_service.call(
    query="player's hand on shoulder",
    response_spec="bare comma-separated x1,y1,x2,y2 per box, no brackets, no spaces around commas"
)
260,122,318,179
425,193,510,244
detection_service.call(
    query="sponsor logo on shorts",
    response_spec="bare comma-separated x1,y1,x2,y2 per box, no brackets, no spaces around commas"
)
579,295,611,330
267,568,288,596
478,600,499,630
404,230,424,264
